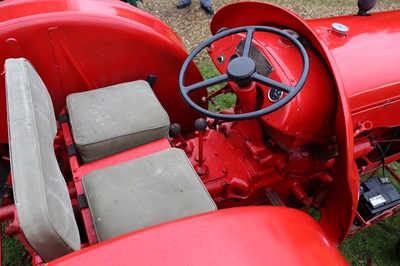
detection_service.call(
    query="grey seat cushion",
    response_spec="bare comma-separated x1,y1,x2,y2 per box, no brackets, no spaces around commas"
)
66,80,170,163
82,148,216,241
5,58,80,261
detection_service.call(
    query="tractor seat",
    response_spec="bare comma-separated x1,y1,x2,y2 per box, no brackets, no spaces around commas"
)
66,80,170,163
82,148,216,241
6,58,216,261
6,58,81,261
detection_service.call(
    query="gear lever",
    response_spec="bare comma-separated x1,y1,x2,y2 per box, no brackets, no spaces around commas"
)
194,118,208,175
169,123,193,153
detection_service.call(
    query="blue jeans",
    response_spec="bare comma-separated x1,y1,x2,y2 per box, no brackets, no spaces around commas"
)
180,0,211,7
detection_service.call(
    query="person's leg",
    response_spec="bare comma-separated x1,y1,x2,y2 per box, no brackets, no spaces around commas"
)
200,0,211,7
176,0,191,9
200,0,213,14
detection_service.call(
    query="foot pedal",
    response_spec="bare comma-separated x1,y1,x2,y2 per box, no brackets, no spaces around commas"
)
357,176,400,221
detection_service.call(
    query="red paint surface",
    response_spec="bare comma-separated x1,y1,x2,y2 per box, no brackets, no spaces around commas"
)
2,1,400,264
308,12,400,130
50,207,348,266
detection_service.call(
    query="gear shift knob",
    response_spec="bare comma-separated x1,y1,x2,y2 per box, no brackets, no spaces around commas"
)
194,118,207,132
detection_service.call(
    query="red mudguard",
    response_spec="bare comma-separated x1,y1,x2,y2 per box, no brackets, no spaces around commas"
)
50,206,348,265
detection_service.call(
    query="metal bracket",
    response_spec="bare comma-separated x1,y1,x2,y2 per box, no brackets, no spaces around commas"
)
59,113,69,124
77,194,89,209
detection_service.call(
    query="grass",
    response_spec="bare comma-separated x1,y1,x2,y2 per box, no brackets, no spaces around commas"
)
195,53,236,112
340,164,400,265
340,215,400,266
2,234,28,265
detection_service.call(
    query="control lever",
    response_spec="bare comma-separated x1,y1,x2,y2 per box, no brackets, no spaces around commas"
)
194,118,208,175
169,123,193,153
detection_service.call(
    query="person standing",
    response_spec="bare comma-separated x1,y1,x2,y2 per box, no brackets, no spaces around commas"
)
176,0,214,15
120,0,140,7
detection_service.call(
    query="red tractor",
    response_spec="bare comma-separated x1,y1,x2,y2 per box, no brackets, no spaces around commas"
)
0,0,399,264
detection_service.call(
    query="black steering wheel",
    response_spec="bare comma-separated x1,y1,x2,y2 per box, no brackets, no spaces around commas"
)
178,26,309,121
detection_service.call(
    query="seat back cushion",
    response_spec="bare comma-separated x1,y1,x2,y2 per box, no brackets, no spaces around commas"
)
6,58,80,261
82,148,216,241
66,80,170,163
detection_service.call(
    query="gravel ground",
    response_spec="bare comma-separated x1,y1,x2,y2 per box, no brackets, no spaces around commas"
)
140,0,400,52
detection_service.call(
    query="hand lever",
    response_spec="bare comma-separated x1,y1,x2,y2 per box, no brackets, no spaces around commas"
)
169,123,193,153
194,118,208,175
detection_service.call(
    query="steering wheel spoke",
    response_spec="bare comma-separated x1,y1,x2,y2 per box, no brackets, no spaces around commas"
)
183,74,229,93
252,73,294,93
242,28,255,57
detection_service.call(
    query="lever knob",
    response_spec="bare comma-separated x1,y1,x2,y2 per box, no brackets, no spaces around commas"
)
194,118,207,132
169,123,182,137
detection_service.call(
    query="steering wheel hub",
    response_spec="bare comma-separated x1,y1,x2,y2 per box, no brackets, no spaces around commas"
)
227,57,256,86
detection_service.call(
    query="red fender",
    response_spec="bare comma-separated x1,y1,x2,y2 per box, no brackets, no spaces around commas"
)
50,206,348,265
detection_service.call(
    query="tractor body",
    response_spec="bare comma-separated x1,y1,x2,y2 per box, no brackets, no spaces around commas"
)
0,0,399,264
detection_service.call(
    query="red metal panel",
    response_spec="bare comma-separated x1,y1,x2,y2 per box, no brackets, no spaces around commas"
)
308,12,400,113
308,12,400,130
50,206,348,265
